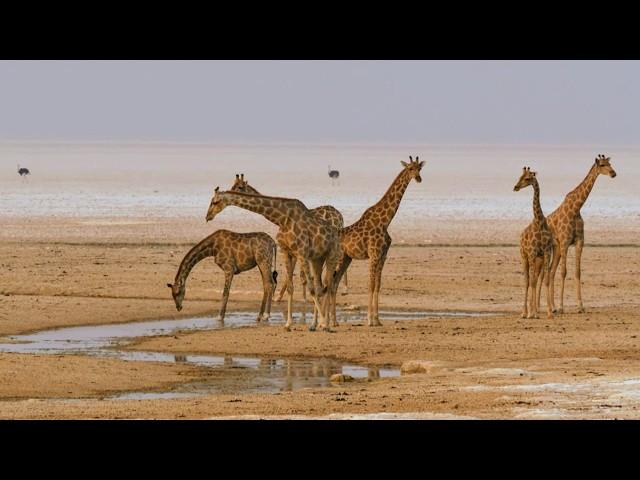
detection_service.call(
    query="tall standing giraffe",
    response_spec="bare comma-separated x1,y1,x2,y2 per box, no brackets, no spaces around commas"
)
228,173,348,300
546,154,617,313
167,229,278,322
332,156,425,327
205,189,343,331
513,167,554,319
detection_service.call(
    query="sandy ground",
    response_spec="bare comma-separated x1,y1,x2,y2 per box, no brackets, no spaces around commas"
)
0,352,205,400
1,228,639,419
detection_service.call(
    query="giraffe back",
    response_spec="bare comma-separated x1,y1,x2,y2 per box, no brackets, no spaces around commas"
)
310,205,344,229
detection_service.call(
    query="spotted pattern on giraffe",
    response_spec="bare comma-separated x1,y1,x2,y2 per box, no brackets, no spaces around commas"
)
168,229,277,322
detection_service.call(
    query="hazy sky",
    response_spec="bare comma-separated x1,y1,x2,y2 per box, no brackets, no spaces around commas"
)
0,60,638,144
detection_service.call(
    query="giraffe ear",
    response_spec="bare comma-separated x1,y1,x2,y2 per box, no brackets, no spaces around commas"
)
401,161,409,168
418,160,425,168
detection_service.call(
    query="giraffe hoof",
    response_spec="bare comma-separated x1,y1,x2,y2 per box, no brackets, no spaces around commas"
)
308,325,317,332
284,325,292,332
556,308,564,315
521,313,527,319
577,307,585,314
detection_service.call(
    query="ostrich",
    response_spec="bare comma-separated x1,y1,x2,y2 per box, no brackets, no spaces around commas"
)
328,165,339,185
17,164,30,179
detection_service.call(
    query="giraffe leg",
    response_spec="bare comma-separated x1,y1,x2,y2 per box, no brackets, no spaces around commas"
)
548,247,561,313
322,249,341,328
367,257,380,327
341,269,349,295
284,254,295,331
301,267,308,301
535,262,544,313
529,256,543,319
575,236,585,313
275,278,287,302
312,258,331,330
521,255,529,318
219,271,234,322
536,249,551,314
308,261,320,329
300,258,327,331
266,272,276,320
256,260,273,322
371,249,389,327
558,249,569,314
332,254,352,324
543,249,553,319
300,267,309,323
276,256,296,302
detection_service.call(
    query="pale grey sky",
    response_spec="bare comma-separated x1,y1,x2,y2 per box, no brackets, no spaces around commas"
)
0,60,638,144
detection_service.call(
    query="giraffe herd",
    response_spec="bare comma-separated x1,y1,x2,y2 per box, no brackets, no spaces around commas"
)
169,154,617,329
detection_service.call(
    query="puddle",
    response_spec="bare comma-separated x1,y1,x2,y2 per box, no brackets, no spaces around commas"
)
0,313,401,400
0,314,260,355
104,356,398,400
0,308,493,357
0,308,496,400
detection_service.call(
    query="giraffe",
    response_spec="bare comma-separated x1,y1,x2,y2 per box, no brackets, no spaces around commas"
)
513,167,554,319
167,229,278,322
228,173,349,300
546,154,617,314
332,156,425,327
205,188,343,332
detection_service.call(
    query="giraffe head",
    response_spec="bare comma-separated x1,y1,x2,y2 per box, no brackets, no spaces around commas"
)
205,187,227,222
400,156,425,183
166,281,185,311
513,167,538,191
231,173,248,192
230,173,259,194
594,154,617,178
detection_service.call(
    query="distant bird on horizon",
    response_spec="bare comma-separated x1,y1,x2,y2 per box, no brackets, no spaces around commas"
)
328,165,340,185
17,164,30,178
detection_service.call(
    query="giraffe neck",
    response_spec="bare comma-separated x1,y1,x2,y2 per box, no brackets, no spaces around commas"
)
531,180,545,224
366,168,414,227
566,164,599,214
244,184,261,195
220,191,302,226
174,236,218,290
